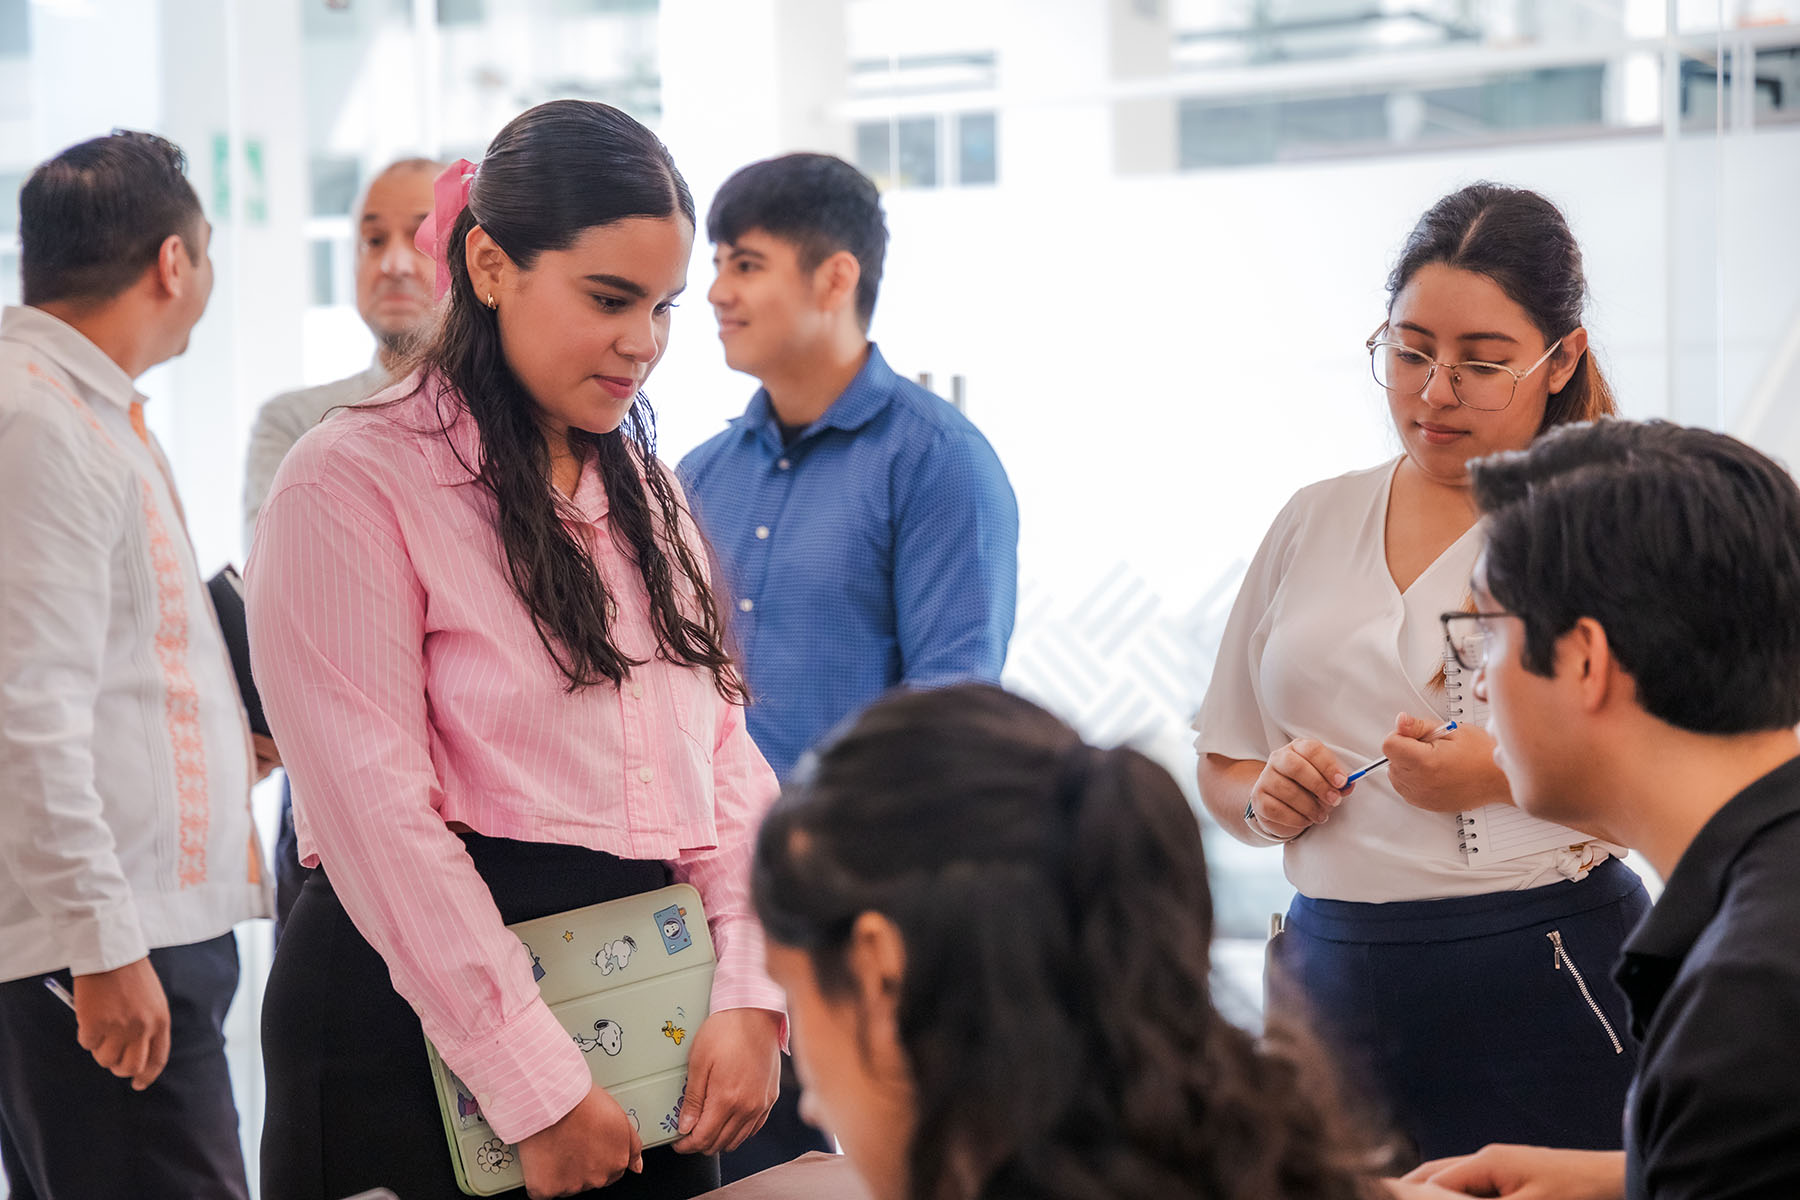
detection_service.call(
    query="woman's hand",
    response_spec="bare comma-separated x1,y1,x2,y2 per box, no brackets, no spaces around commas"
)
516,1083,643,1198
1383,714,1510,814
1248,738,1355,840
671,1007,783,1156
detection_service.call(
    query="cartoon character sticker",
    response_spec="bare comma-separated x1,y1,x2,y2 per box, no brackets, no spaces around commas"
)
521,941,545,983
654,904,692,954
574,1018,624,1056
454,1085,486,1129
475,1138,515,1173
594,935,637,975
662,1019,686,1047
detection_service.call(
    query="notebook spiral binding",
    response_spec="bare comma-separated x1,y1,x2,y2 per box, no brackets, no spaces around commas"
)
1446,648,1478,855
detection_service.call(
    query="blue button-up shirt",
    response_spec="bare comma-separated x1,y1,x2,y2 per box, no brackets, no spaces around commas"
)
677,345,1019,780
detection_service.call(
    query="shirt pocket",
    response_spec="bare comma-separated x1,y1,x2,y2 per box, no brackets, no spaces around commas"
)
666,666,719,766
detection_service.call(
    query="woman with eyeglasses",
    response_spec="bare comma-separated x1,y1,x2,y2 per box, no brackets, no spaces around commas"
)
1193,184,1649,1165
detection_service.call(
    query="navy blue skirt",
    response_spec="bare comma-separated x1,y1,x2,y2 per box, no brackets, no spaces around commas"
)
1268,857,1650,1164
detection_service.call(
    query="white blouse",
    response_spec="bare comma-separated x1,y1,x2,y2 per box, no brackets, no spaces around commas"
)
1194,458,1607,902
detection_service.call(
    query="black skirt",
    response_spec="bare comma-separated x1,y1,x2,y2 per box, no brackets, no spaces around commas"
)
260,832,721,1200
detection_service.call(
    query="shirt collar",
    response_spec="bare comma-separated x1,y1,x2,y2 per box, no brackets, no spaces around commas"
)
735,342,898,450
412,371,610,523
1,305,144,413
1615,753,1800,1032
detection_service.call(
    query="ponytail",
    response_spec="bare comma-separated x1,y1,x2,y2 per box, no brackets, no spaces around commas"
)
753,685,1382,1200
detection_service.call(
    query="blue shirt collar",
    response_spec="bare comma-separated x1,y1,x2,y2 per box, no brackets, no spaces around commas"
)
736,343,899,450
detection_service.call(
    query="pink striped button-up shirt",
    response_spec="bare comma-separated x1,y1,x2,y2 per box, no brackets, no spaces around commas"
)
245,375,784,1144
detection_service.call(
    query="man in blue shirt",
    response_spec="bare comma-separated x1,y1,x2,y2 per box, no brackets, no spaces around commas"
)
678,152,1019,1176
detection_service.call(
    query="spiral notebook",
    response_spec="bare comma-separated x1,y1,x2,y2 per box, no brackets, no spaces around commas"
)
1443,648,1592,865
424,883,716,1196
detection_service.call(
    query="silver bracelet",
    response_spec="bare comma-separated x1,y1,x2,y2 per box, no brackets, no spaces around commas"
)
1243,797,1300,843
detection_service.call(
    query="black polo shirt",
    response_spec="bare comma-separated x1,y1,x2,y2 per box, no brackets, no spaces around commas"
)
1615,753,1800,1200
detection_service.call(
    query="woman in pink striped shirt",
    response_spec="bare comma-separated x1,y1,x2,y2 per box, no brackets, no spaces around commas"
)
247,100,783,1200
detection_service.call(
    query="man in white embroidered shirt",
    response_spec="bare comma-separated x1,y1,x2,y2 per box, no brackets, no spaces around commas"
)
0,131,273,1199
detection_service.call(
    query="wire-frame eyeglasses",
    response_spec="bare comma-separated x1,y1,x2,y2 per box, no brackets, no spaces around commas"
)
1368,322,1563,412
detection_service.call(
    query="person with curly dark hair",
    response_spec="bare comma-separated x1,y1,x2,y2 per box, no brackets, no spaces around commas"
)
248,100,783,1199
753,683,1447,1200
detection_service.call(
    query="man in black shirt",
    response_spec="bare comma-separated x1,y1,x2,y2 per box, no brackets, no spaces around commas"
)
1403,420,1800,1200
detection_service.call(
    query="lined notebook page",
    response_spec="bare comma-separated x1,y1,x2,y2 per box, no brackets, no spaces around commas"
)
1444,646,1591,864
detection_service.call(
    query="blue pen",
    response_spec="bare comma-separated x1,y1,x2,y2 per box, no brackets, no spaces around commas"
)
43,976,76,1011
1343,720,1458,785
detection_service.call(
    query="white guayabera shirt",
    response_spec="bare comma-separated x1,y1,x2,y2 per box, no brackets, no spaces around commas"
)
0,305,269,983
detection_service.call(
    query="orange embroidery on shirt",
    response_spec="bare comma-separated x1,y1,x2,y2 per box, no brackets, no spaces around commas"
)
26,360,212,887
141,478,210,886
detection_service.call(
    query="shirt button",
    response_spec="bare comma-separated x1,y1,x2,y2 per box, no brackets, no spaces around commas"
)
776,458,791,471
738,598,754,612
638,766,654,784
755,526,770,540
630,682,644,699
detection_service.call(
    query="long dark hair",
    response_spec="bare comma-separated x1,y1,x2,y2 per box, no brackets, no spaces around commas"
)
405,100,740,698
1388,183,1616,432
754,685,1379,1200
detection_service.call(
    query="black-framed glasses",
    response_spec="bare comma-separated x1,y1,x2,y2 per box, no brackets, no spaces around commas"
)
1367,321,1562,412
1440,611,1515,671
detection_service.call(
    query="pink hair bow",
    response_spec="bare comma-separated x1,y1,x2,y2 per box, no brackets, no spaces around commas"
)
414,158,480,301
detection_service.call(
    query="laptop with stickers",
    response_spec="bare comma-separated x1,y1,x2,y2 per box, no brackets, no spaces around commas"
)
425,883,716,1196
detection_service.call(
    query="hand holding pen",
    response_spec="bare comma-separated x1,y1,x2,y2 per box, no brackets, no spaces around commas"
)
1347,719,1459,783
43,959,172,1090
1245,737,1358,841
1246,720,1459,842
1383,713,1511,814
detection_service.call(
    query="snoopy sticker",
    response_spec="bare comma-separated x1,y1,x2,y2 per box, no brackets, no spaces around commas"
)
475,1138,515,1173
654,903,693,954
593,935,637,975
574,1018,624,1056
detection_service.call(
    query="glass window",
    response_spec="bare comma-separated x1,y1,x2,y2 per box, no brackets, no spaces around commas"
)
856,119,894,186
958,110,998,183
896,114,939,187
